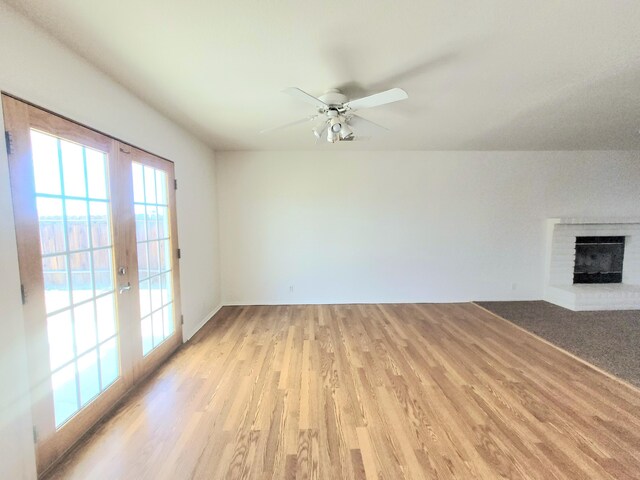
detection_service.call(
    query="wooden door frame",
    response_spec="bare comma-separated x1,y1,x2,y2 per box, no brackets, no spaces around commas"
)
123,144,183,380
2,94,183,476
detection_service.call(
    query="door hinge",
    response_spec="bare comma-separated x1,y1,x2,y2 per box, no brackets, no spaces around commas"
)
177,248,181,259
20,284,26,305
32,426,37,443
174,179,178,190
180,315,184,325
5,130,14,155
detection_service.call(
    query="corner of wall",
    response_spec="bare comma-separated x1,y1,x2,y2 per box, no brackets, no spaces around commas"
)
184,303,223,341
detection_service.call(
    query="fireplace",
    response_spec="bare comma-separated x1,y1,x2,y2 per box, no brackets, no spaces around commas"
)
544,218,640,310
573,236,625,284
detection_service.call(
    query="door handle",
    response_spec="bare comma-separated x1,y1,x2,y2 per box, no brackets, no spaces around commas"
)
119,282,132,294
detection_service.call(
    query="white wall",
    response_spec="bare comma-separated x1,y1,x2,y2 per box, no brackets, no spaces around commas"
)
0,4,220,478
217,150,640,305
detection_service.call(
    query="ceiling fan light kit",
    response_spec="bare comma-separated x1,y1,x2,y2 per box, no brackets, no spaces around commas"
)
339,123,354,140
262,86,408,143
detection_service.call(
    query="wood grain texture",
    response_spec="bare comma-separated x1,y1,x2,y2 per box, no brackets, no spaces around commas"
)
45,304,640,479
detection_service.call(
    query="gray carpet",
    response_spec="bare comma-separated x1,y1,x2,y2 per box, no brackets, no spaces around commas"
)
477,301,640,388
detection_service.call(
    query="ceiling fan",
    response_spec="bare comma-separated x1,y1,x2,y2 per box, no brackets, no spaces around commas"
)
261,87,408,143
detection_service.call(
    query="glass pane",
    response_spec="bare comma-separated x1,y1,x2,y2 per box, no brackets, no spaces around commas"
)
86,149,108,200
43,255,70,313
144,166,156,204
74,301,97,354
141,317,153,355
47,310,74,370
89,201,111,248
133,162,174,355
99,338,119,388
161,271,172,306
137,243,148,281
132,163,145,203
31,130,61,195
152,310,164,346
31,129,121,428
155,170,167,205
78,349,100,406
162,304,174,337
96,294,116,342
52,363,78,427
157,207,169,239
148,241,160,276
70,251,93,304
66,199,89,251
134,204,146,242
37,197,66,254
93,249,113,296
150,275,162,312
146,205,158,240
158,240,171,272
61,140,86,198
139,280,151,318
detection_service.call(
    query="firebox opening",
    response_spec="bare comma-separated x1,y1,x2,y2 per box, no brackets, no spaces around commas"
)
573,236,625,284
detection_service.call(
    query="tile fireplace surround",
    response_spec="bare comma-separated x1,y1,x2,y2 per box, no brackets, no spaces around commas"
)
544,218,640,311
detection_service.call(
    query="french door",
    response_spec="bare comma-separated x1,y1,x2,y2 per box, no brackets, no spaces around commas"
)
2,95,182,474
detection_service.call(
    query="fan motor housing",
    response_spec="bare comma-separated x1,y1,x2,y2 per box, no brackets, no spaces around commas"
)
319,89,348,107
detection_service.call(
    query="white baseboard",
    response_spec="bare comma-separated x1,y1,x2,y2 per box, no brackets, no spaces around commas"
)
184,304,223,341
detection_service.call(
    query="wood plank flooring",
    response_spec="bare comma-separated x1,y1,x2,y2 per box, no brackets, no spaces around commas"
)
46,304,640,479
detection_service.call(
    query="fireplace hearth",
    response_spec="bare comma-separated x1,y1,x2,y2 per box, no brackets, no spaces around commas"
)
573,236,625,284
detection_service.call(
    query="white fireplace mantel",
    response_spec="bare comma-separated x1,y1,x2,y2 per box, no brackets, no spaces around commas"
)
543,217,640,311
549,217,640,225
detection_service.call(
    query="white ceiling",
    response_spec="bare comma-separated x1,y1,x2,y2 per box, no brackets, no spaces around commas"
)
6,0,640,151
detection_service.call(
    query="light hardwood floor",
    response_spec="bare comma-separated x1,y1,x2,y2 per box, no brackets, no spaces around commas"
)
46,304,640,479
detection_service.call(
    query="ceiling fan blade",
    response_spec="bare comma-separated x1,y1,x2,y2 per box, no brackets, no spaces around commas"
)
344,87,408,111
348,114,389,135
260,115,318,134
282,87,328,110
